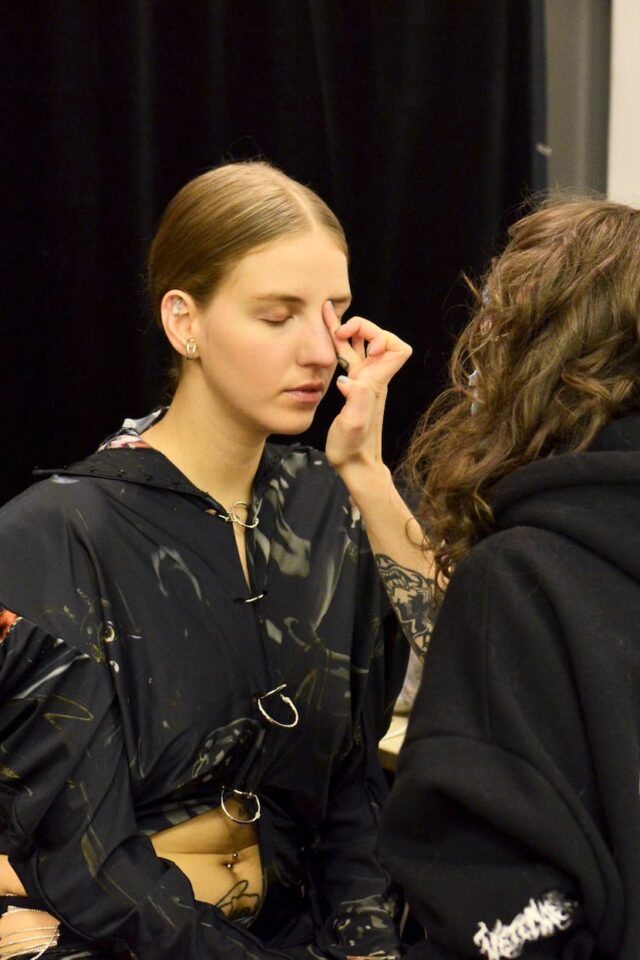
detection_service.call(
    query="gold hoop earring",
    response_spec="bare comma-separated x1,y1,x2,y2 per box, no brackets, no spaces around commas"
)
185,338,199,360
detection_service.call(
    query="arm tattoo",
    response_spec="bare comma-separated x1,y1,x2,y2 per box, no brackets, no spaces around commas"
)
374,554,436,659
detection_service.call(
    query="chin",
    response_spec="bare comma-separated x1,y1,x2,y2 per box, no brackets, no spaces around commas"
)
265,412,318,437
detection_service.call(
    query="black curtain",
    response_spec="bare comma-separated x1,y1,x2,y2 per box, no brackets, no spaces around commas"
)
2,0,546,506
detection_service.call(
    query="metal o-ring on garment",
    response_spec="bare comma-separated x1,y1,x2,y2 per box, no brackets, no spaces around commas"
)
206,500,260,529
257,683,299,729
228,501,259,529
220,787,262,823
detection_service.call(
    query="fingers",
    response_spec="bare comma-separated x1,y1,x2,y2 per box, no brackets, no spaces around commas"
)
325,373,386,471
323,300,361,372
337,315,389,358
351,331,367,362
334,375,376,436
335,373,385,417
322,301,412,364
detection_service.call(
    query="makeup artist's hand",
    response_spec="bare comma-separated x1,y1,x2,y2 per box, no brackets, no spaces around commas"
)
323,301,412,476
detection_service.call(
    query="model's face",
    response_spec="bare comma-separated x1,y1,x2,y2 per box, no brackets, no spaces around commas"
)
193,229,350,440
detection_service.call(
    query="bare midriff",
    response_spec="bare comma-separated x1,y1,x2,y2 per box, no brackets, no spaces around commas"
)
0,798,263,921
151,800,263,918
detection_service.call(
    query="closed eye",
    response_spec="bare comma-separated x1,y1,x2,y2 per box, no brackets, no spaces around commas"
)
260,315,293,325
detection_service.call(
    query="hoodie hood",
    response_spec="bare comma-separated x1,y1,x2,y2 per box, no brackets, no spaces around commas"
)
489,412,640,583
32,409,298,509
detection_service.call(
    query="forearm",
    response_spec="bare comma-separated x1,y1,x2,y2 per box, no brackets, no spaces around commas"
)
338,461,436,658
322,308,434,655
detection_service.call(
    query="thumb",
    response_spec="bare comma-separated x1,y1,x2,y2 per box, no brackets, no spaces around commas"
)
335,373,356,398
335,375,378,426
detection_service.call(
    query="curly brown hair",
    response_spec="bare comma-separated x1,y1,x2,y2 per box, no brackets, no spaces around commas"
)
404,196,640,584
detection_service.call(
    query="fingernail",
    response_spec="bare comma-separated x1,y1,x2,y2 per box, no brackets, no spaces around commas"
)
336,357,349,371
337,375,348,383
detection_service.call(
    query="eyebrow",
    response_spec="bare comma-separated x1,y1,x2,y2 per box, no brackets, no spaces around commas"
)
248,293,352,308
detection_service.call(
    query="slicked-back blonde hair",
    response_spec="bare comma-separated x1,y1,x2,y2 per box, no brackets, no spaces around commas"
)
148,161,348,385
405,196,640,584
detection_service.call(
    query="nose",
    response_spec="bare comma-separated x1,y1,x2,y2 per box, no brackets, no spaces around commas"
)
298,313,338,369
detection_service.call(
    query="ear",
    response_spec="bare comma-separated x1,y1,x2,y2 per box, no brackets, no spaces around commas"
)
160,290,198,358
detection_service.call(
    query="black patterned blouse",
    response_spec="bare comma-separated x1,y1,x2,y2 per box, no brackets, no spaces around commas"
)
0,412,406,960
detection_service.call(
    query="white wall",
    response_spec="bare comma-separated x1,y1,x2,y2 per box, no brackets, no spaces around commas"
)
545,0,610,193
608,0,640,204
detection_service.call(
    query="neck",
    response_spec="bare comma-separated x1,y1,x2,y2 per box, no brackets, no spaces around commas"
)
142,379,266,509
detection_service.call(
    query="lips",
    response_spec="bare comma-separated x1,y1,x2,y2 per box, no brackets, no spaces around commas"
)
284,382,326,403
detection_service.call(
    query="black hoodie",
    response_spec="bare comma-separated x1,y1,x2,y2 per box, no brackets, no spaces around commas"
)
380,412,640,959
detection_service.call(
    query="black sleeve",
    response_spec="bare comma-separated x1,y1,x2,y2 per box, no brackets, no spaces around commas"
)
379,543,622,959
308,730,401,960
306,546,404,960
0,613,298,959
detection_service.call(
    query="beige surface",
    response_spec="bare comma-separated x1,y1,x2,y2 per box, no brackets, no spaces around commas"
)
378,713,409,772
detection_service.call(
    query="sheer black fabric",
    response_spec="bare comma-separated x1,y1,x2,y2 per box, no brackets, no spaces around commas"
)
0,413,407,959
